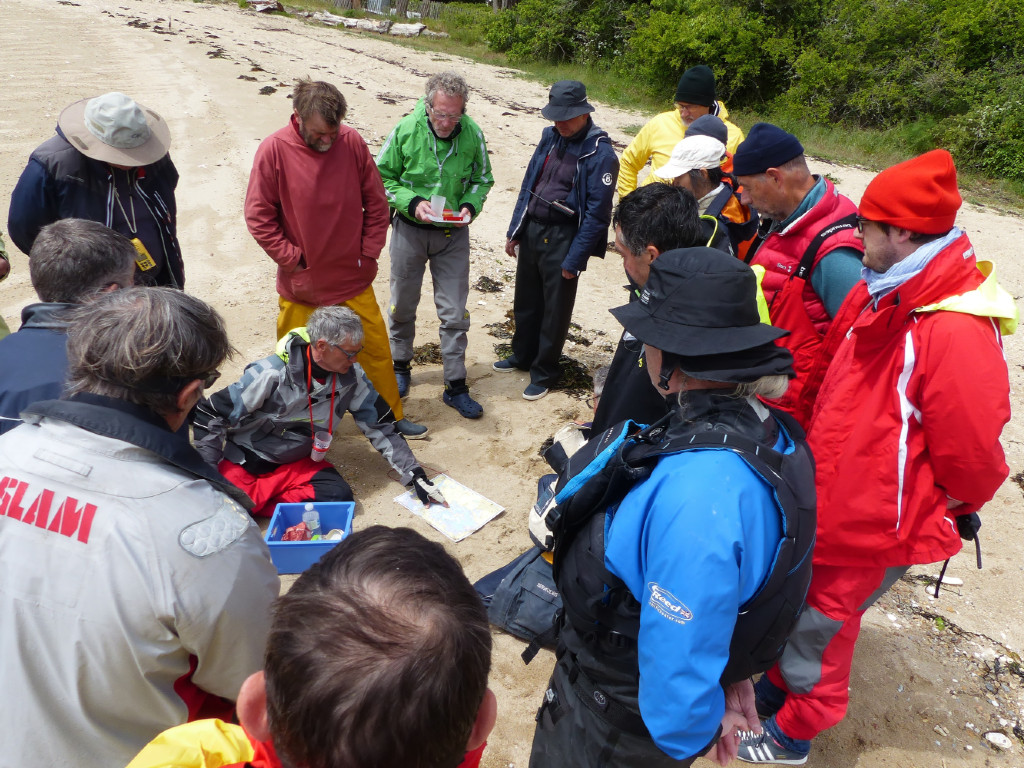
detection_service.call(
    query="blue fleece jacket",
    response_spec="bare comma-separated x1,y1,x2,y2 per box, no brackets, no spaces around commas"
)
507,122,619,274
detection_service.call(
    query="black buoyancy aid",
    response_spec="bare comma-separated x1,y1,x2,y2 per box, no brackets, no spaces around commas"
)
545,399,816,687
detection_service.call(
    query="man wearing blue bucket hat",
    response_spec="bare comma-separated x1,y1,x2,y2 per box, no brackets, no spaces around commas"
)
528,247,815,767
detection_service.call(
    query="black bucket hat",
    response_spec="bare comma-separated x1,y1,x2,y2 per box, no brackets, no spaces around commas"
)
610,248,794,383
541,80,595,121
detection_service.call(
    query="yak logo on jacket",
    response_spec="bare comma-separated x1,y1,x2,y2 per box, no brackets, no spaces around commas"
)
647,582,693,624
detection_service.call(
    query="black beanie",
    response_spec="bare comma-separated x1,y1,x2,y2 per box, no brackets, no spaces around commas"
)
674,65,716,107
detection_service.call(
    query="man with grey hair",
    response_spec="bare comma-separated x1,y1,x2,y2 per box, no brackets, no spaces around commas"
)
376,71,494,419
194,305,444,515
0,218,137,434
0,287,279,768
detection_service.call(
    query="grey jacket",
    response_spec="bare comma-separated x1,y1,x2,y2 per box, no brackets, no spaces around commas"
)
193,331,420,485
0,395,278,768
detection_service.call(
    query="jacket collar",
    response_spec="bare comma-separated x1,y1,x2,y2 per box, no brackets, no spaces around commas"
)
874,232,981,316
19,302,76,330
666,389,779,447
22,393,254,509
543,121,609,159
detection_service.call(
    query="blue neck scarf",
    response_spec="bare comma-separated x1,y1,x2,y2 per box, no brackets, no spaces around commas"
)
862,226,962,302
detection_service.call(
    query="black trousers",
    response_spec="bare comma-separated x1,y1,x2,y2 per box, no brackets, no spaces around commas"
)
511,218,579,388
529,655,697,768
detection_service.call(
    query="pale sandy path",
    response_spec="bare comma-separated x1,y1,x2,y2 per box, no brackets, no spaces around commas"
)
2,1,1022,764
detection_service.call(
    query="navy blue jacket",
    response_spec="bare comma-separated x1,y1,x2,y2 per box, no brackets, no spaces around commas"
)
507,121,619,274
0,303,73,435
7,127,184,288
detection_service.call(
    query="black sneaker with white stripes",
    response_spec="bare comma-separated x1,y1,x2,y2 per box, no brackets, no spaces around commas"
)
737,730,809,765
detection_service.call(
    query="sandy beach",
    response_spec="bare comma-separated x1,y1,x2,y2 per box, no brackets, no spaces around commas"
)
2,0,1023,763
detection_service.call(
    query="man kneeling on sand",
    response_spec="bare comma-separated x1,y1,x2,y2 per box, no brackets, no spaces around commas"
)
193,306,444,516
127,526,497,768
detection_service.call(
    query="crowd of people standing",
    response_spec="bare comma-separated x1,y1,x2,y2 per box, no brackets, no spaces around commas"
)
0,59,1016,768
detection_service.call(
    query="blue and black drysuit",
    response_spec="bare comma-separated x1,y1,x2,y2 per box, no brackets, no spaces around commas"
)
530,391,815,767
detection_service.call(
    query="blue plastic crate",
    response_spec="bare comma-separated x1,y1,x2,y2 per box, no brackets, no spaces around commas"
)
265,502,354,574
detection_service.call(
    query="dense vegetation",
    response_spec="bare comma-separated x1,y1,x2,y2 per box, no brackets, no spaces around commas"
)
478,0,1024,183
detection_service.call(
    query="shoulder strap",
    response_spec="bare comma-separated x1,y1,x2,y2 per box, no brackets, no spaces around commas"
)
700,214,724,249
631,429,784,474
794,213,858,280
703,185,732,220
743,217,774,264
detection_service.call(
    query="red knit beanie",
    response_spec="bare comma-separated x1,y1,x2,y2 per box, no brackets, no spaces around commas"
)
859,149,962,234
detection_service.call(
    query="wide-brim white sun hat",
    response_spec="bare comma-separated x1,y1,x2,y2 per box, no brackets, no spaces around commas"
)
58,92,171,167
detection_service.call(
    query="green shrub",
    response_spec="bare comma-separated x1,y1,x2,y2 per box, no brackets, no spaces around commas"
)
487,0,579,62
617,0,794,104
944,98,1024,182
439,3,496,46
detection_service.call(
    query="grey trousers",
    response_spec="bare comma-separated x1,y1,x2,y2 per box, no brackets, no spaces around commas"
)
387,217,470,383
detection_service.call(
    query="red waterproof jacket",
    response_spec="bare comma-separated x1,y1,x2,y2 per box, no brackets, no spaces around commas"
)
245,116,390,306
807,234,1013,567
752,178,861,336
751,179,862,425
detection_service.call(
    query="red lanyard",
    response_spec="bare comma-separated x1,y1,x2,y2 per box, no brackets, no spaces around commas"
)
306,346,336,437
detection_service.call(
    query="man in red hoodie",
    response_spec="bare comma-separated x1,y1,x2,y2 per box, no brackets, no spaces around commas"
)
245,78,426,439
738,150,1016,765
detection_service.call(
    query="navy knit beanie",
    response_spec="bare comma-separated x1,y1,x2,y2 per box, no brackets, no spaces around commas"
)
685,114,728,144
732,123,804,176
674,65,716,107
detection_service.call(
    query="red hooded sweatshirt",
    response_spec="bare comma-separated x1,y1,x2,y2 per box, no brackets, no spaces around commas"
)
245,115,390,305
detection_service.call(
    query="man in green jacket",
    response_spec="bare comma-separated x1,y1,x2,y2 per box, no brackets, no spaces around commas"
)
376,71,494,419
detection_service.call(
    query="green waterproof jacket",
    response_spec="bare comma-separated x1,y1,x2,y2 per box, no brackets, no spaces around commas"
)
375,99,493,224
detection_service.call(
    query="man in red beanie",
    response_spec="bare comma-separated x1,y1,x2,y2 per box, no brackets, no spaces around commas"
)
738,149,1017,765
733,122,864,427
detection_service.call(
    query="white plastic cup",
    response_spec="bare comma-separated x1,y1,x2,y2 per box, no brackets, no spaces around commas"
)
430,195,446,216
310,430,332,461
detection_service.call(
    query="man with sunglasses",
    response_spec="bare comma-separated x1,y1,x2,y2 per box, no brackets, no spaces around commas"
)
193,306,443,517
376,71,494,419
0,287,279,768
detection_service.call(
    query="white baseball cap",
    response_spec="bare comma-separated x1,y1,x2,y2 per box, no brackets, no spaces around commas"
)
656,134,726,181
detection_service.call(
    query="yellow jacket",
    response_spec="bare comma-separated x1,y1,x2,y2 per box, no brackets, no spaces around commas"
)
617,104,744,197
